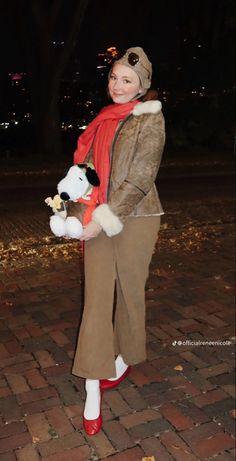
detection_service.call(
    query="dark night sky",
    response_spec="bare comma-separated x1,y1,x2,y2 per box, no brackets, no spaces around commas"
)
79,0,162,55
0,0,234,156
69,0,195,78
0,0,168,72
77,0,235,89
0,0,235,89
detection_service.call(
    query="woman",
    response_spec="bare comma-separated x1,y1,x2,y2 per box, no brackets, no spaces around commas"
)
72,47,165,435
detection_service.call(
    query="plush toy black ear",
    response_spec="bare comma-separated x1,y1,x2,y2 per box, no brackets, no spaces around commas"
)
85,167,100,187
77,163,87,170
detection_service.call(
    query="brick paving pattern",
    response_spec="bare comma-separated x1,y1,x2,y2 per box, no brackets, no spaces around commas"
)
0,180,235,460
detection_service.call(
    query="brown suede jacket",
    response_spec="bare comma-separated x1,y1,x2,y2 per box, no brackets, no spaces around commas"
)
92,99,165,237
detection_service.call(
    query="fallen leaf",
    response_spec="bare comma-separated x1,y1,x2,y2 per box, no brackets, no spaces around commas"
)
48,426,59,438
32,436,40,443
170,444,192,454
174,364,183,371
142,457,156,461
171,444,181,450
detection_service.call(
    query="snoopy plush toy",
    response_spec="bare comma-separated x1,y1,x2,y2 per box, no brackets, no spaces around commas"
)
45,163,100,239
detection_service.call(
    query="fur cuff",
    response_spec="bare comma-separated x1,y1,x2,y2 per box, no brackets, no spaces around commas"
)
92,204,123,237
132,100,162,116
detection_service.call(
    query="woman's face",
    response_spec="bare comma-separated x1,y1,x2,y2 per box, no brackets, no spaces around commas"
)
108,63,142,104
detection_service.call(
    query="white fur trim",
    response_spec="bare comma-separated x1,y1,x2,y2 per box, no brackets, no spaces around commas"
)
66,217,83,239
132,100,162,116
92,204,123,237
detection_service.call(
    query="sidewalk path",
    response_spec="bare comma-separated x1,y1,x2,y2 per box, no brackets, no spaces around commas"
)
0,174,235,460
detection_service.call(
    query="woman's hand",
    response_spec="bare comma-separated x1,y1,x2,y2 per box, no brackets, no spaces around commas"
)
79,221,102,241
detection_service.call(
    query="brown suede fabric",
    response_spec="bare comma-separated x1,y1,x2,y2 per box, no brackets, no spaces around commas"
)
84,101,165,227
108,106,165,222
72,216,160,379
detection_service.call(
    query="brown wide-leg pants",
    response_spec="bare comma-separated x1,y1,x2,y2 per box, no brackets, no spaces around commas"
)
72,216,160,379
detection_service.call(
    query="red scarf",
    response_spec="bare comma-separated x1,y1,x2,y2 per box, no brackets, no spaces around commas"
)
74,100,138,204
77,188,99,225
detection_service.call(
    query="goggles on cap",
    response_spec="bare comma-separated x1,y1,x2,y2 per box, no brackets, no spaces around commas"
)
127,52,151,79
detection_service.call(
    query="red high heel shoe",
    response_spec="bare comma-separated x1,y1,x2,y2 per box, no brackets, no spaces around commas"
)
83,389,103,436
100,366,131,390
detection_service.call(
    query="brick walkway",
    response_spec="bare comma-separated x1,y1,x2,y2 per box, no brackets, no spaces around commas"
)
0,194,235,460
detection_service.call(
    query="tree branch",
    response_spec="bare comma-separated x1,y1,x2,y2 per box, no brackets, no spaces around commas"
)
49,0,63,31
56,0,90,77
31,0,50,39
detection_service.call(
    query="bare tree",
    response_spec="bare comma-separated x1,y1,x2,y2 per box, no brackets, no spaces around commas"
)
14,0,90,156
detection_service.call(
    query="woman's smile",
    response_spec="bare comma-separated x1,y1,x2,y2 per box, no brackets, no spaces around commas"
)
108,63,142,103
